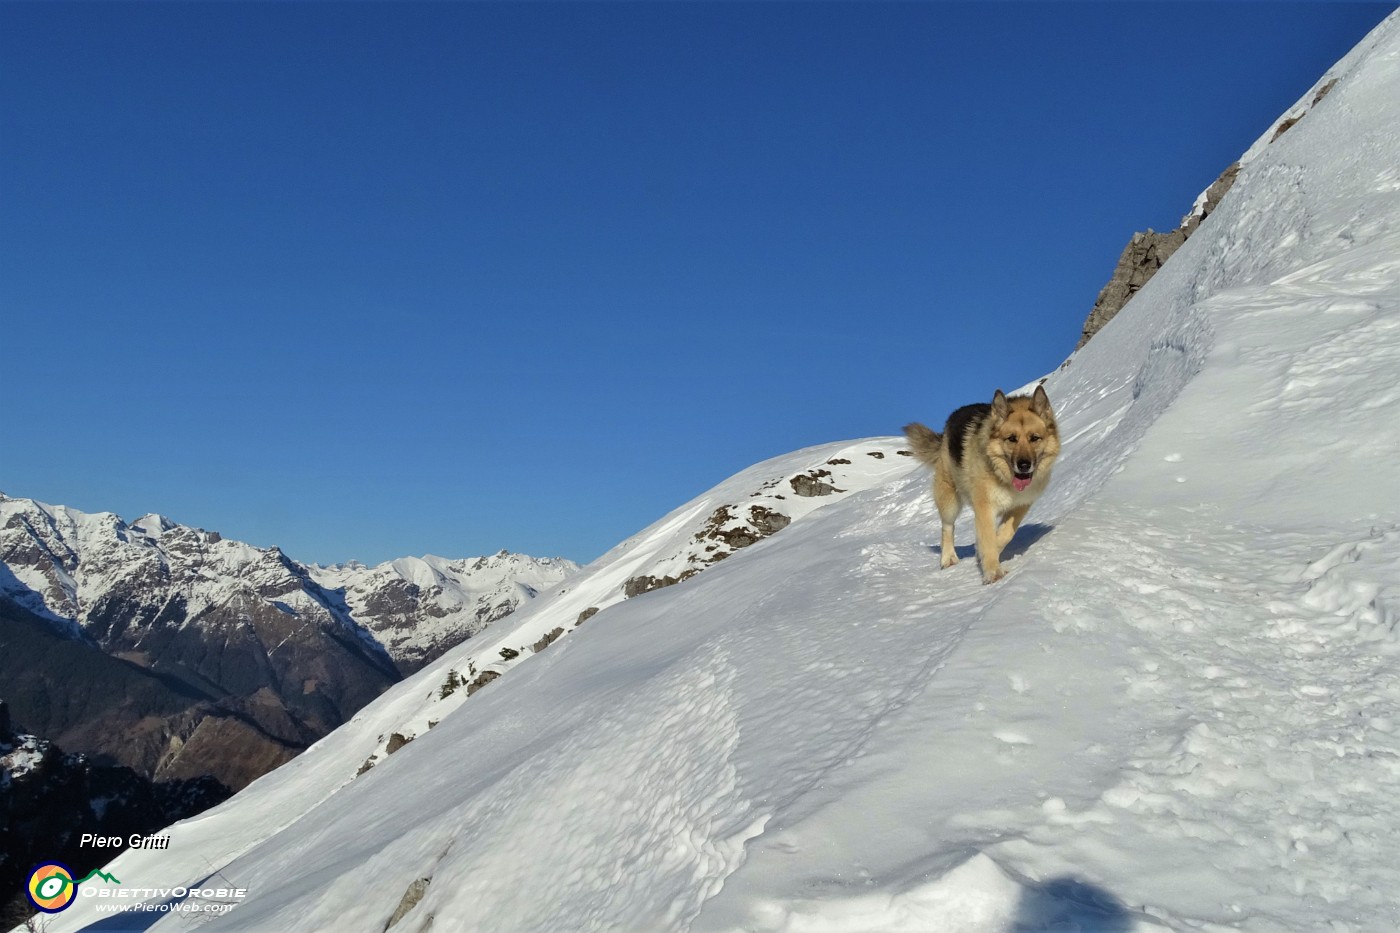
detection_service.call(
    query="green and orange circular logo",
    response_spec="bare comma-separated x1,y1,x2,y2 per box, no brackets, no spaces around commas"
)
27,861,79,912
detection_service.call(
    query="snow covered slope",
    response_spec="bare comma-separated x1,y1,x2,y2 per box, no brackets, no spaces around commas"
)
32,11,1400,932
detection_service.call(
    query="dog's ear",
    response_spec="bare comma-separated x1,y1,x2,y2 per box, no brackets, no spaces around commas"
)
1032,384,1053,417
991,389,1009,419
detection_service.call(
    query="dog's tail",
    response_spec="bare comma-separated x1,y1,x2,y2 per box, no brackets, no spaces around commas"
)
901,422,942,469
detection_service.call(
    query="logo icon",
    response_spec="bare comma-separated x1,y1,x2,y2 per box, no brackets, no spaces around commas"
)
26,862,121,913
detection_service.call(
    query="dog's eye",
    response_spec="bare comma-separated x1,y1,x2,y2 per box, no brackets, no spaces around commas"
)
1005,434,1018,443
1030,434,1041,443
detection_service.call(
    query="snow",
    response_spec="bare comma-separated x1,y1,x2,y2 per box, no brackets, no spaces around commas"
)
130,513,175,538
0,734,47,785
23,10,1400,933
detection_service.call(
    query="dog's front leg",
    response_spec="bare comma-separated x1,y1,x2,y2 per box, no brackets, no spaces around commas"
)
972,495,1004,584
997,505,1030,550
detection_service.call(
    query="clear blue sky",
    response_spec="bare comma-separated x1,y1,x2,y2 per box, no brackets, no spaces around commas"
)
2,2,1392,566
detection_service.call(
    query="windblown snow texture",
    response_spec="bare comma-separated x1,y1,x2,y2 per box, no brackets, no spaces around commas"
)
28,10,1400,933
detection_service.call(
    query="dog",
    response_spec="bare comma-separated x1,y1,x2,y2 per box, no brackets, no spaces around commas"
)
903,384,1060,584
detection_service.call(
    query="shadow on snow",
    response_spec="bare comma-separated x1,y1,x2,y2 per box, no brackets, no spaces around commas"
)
930,521,1055,566
1014,875,1140,932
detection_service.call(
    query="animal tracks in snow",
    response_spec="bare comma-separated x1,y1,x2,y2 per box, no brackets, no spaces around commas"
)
967,512,1400,930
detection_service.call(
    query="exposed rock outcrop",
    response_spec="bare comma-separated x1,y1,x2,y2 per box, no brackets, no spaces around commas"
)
1075,159,1239,350
385,876,432,930
620,447,901,601
1077,71,1342,351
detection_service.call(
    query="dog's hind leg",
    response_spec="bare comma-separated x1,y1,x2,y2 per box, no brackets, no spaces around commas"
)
932,470,961,569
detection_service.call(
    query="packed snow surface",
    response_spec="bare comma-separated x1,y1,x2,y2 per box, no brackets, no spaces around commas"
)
30,11,1400,933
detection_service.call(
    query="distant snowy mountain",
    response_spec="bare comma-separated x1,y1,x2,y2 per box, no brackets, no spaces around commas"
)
0,494,576,792
23,10,1400,933
0,494,399,791
310,551,577,674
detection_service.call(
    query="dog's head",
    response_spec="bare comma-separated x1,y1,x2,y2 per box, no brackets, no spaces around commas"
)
989,385,1060,492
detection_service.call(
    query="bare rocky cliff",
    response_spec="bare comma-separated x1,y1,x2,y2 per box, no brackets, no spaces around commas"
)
1076,76,1337,350
1075,162,1238,350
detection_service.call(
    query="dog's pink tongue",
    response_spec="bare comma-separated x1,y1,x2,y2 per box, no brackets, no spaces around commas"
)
1013,477,1032,492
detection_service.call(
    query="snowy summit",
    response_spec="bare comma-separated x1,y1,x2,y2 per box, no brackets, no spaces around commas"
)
29,10,1400,933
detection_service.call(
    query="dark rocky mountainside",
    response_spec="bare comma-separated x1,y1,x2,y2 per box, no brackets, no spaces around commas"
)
0,699,229,929
0,598,315,791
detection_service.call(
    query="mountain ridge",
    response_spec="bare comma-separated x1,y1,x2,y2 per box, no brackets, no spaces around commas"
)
0,491,578,791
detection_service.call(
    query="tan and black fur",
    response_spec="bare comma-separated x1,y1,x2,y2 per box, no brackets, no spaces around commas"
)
904,384,1060,584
